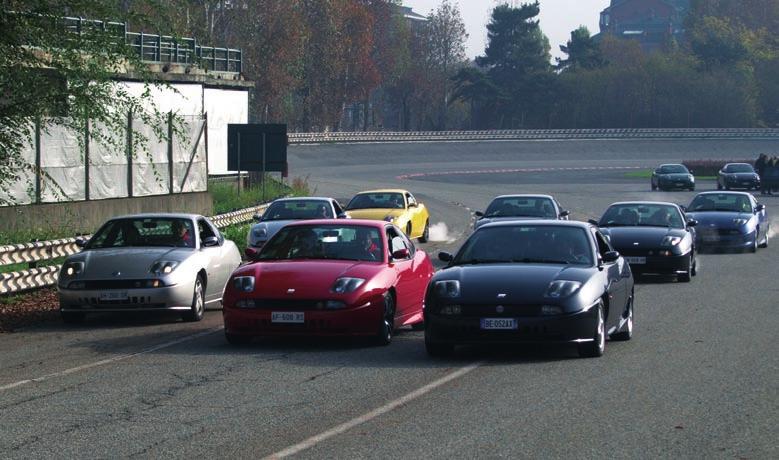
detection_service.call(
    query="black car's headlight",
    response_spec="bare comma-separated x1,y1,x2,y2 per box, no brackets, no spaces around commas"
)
544,280,582,299
435,280,461,298
661,236,682,247
62,261,84,277
233,276,255,292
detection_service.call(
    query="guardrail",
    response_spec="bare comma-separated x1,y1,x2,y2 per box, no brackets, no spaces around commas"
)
0,204,269,295
288,128,779,144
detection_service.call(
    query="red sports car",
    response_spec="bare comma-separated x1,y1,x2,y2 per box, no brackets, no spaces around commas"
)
222,220,434,345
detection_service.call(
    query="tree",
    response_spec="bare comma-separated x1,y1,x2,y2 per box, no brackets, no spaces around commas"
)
0,1,174,203
557,26,604,72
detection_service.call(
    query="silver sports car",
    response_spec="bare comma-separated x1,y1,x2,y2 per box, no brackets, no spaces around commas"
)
58,214,241,323
246,197,349,259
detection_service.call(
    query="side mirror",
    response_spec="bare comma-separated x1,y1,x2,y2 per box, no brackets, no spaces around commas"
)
689,169,694,175
252,213,263,222
559,210,571,218
202,236,219,247
438,252,453,263
392,248,410,260
75,237,88,248
687,219,698,227
602,251,620,263
755,204,765,213
337,212,348,219
587,219,599,226
474,211,484,218
245,247,259,261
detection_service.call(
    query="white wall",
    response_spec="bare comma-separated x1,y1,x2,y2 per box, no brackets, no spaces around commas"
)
204,88,249,174
121,81,203,116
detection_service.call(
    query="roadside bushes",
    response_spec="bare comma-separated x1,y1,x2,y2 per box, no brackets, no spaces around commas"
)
681,159,755,177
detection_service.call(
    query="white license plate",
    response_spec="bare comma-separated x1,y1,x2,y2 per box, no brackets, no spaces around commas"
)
625,257,646,264
480,318,517,330
99,291,128,301
271,312,305,324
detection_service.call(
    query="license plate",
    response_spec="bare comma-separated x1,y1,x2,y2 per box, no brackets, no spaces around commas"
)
271,312,305,323
625,257,646,264
99,291,128,301
480,318,517,330
703,235,719,243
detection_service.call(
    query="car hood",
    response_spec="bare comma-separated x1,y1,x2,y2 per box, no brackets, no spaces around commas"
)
601,227,685,249
69,247,195,279
345,208,405,221
434,264,593,304
239,260,383,297
249,220,296,243
659,173,691,180
686,211,753,229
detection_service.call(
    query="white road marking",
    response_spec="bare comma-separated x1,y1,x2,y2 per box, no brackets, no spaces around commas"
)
0,326,223,392
263,362,482,459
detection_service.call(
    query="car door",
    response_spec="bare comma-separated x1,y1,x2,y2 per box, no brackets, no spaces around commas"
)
198,218,229,302
405,192,420,237
400,231,429,318
593,229,627,329
386,225,417,323
752,196,768,241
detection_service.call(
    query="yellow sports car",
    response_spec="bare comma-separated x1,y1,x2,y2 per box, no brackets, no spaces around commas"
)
345,189,430,242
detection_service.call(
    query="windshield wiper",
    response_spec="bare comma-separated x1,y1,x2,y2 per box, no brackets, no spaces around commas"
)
514,258,570,265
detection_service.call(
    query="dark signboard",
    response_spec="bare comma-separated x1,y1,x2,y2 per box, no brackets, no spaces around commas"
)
227,124,288,173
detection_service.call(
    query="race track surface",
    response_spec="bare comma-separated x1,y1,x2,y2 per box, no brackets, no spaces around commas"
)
1,138,777,459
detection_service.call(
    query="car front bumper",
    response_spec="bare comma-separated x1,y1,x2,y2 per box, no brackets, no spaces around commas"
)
58,282,195,313
695,230,756,250
724,179,759,189
658,179,694,189
424,306,598,346
622,252,691,276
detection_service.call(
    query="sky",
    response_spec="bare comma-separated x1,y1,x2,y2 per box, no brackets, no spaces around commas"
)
402,0,612,61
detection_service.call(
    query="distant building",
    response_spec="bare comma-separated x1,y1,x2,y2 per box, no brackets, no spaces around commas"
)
598,0,690,51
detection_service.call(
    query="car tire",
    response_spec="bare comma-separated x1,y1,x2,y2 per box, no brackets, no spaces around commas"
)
678,256,693,282
225,332,252,346
375,291,395,346
578,302,605,358
419,220,430,243
717,182,723,190
406,223,413,238
691,252,698,276
61,311,85,324
182,276,205,322
425,339,454,357
759,230,769,248
749,235,758,253
689,186,695,191
611,296,633,341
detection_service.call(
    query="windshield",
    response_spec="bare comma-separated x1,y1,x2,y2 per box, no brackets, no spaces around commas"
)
87,218,196,249
688,194,752,213
599,204,684,229
263,200,332,221
724,164,754,173
659,165,688,174
453,225,593,266
257,225,384,262
346,193,405,210
484,197,557,219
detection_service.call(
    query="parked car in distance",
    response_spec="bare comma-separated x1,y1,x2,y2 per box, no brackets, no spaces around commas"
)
223,220,434,346
58,214,242,323
345,189,430,242
685,192,769,252
717,163,761,191
425,221,634,358
246,197,348,260
651,164,695,191
595,202,697,282
473,194,570,230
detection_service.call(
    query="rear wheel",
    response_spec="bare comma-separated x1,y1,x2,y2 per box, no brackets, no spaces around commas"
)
578,302,605,358
61,311,85,324
419,220,430,243
182,277,205,322
375,291,395,346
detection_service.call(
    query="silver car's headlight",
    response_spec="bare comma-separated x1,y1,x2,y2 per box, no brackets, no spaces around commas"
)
545,280,582,299
233,276,255,292
733,218,748,226
150,261,179,275
331,277,365,294
435,280,461,298
62,261,84,277
661,236,682,247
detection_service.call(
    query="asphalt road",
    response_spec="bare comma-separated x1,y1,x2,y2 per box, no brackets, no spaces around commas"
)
1,139,777,459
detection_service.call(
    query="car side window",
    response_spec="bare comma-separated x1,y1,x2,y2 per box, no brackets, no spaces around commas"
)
593,230,612,256
386,226,410,259
198,218,218,245
406,193,416,207
333,201,345,216
400,231,416,257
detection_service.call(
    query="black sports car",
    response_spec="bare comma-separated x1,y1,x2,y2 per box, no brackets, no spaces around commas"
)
717,163,760,191
425,221,634,358
651,164,695,191
595,202,697,282
473,194,570,229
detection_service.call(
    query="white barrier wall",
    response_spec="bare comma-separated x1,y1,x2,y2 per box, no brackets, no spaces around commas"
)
204,88,248,174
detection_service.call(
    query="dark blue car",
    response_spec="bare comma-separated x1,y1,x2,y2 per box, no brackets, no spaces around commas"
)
685,192,769,252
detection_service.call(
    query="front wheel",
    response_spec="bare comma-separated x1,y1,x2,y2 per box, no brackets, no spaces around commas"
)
578,302,605,358
678,255,693,282
418,220,430,243
759,226,769,248
375,291,395,346
611,297,633,341
182,277,205,322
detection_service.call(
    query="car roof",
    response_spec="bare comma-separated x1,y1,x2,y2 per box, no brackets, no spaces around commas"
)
355,189,410,195
659,163,686,167
282,219,388,229
491,194,555,200
694,191,754,197
478,220,592,231
723,163,752,167
111,213,203,220
272,197,335,202
607,201,681,207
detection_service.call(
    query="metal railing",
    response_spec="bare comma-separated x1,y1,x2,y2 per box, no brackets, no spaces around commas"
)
0,204,268,295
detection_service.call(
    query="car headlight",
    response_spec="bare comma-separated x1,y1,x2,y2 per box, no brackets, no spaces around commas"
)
545,280,582,299
383,215,395,222
661,236,682,246
688,174,695,181
733,218,748,226
150,261,179,275
331,277,365,294
62,261,84,277
233,276,255,292
435,280,461,298
253,228,267,238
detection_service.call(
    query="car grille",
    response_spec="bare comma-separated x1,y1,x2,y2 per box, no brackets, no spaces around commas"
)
73,280,155,290
451,304,546,317
248,318,348,333
73,296,164,307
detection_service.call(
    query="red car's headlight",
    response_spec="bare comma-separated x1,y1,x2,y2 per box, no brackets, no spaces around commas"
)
233,276,255,292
